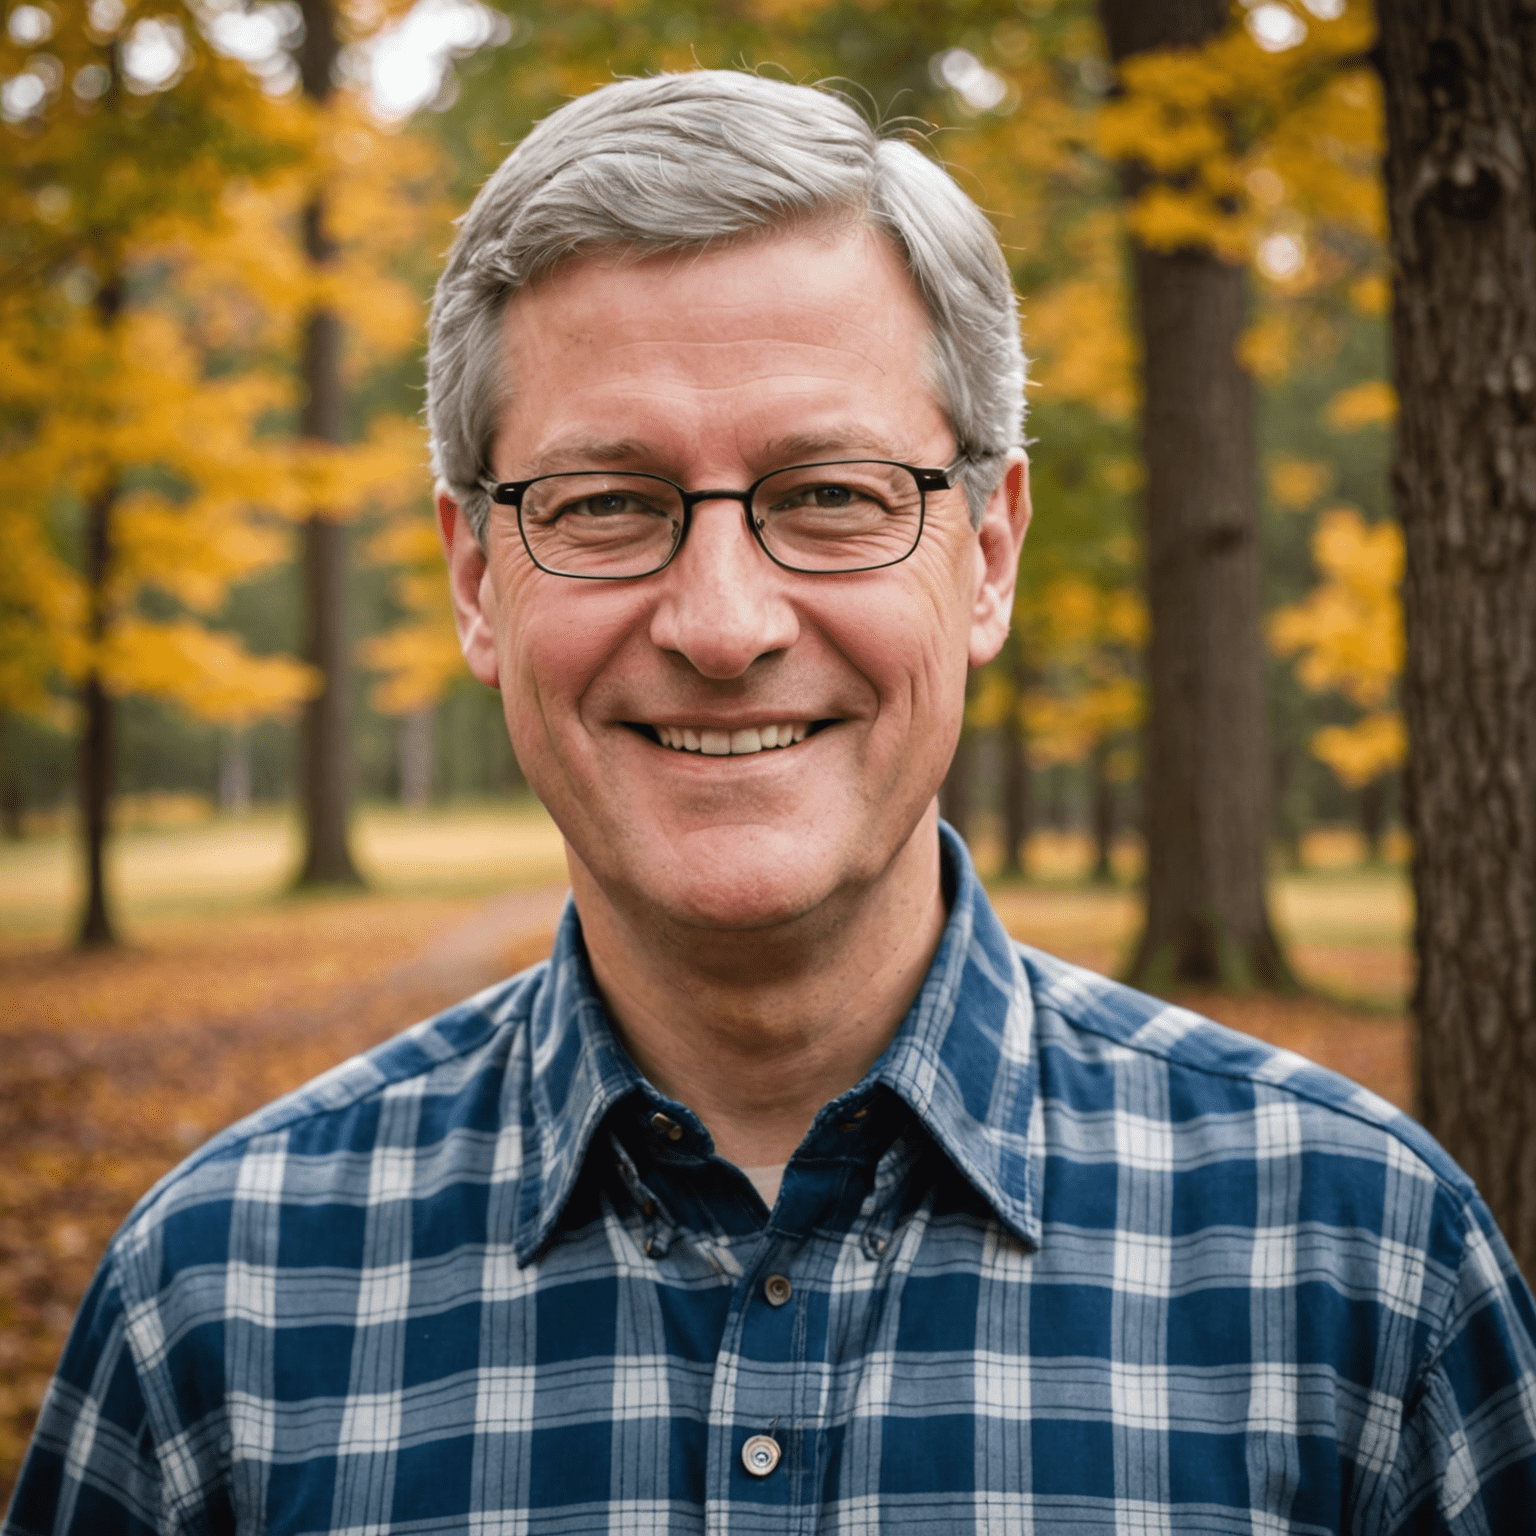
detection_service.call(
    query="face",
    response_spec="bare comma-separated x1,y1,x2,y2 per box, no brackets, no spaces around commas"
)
440,228,1030,934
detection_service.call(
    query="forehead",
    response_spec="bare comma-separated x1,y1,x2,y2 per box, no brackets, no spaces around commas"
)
492,230,949,474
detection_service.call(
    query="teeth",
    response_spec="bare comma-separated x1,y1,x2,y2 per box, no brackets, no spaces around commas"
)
655,722,810,756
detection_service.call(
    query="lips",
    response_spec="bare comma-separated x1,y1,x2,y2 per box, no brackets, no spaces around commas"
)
652,721,810,756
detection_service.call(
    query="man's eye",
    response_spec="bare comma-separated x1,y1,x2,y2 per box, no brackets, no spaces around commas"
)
567,493,644,517
770,483,874,513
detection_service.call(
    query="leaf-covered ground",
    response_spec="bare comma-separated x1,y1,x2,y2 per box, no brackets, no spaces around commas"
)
0,874,1409,1506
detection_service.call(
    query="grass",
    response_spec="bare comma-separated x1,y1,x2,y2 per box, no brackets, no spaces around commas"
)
0,797,571,942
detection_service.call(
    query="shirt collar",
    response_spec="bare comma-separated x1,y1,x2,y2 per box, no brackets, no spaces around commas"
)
510,821,1041,1263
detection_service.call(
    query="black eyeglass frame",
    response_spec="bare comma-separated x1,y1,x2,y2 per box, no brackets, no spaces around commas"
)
481,456,971,580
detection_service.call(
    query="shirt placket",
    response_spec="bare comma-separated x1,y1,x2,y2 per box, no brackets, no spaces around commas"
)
698,1108,896,1533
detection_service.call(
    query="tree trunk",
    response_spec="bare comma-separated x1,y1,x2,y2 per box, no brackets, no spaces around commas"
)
293,0,361,887
219,728,253,815
1090,740,1117,884
0,712,25,840
1380,2,1536,1279
1358,777,1387,865
1100,0,1290,991
999,639,1033,877
76,276,125,949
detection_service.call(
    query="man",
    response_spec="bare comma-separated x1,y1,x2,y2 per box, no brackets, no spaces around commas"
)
8,69,1536,1535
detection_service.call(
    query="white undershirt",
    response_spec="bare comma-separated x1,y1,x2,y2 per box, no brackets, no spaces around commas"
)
740,1163,786,1209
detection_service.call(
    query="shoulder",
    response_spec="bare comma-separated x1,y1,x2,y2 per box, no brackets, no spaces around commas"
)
105,961,550,1291
1015,943,1489,1299
1019,940,1466,1187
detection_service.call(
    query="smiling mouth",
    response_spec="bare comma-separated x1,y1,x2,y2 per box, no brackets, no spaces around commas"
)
625,721,832,756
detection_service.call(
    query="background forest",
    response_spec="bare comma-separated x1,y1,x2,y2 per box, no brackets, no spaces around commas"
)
10,0,1518,1500
0,0,1396,889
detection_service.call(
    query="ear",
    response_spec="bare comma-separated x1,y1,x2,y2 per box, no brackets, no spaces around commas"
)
968,452,1032,668
437,488,501,689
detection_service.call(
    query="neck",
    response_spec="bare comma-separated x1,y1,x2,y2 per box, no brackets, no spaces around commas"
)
568,809,948,1170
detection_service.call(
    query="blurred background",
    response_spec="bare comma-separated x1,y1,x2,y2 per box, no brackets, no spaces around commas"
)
1,0,1406,1496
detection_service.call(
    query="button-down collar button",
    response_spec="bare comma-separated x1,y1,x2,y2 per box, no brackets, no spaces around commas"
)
741,1434,781,1477
764,1273,792,1306
649,1111,684,1142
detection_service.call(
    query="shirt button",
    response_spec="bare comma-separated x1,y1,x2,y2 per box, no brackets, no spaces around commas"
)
650,1111,684,1142
741,1434,781,1477
764,1273,792,1306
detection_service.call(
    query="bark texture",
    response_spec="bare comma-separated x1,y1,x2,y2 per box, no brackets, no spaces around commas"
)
1100,0,1289,989
293,0,361,886
1379,1,1536,1278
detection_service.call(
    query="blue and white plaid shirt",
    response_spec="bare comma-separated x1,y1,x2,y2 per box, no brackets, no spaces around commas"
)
9,826,1536,1534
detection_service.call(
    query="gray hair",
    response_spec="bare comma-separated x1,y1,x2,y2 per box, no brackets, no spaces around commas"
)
426,70,1027,540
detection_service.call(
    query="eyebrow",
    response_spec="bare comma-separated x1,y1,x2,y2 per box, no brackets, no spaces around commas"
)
517,425,921,481
519,438,654,477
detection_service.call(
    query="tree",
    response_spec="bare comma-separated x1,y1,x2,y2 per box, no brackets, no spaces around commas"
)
292,0,361,885
1097,0,1288,989
2,0,315,944
1378,2,1536,1278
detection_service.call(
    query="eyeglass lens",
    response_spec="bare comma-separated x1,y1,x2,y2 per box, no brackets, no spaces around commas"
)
516,462,926,578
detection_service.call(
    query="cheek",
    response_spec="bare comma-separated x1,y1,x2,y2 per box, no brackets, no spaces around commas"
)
844,542,974,697
494,569,645,746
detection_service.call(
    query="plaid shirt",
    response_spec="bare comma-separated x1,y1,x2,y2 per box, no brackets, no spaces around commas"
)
9,826,1536,1535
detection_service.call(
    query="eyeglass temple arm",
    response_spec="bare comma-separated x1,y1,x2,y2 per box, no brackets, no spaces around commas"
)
912,455,974,493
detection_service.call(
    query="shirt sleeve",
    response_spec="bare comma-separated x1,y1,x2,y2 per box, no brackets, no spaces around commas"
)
3,1256,165,1536
1389,1198,1536,1534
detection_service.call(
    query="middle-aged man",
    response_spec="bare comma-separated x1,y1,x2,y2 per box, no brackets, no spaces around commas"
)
9,69,1536,1536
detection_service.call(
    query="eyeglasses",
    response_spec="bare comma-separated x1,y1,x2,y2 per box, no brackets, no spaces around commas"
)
482,457,969,580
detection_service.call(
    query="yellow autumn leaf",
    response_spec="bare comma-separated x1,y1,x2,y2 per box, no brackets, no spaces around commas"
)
1267,456,1332,512
1326,379,1397,432
1312,713,1405,789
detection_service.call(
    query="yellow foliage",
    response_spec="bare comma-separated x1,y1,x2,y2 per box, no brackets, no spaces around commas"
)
1271,507,1404,789
101,620,318,726
1313,713,1405,789
1097,0,1380,274
0,509,83,716
1349,273,1390,315
1326,379,1397,432
1239,313,1296,384
1024,679,1143,768
1025,279,1136,421
1099,457,1144,495
114,496,289,614
360,524,466,715
1129,184,1248,263
1267,456,1332,511
1002,574,1147,766
1271,506,1403,708
966,669,1014,733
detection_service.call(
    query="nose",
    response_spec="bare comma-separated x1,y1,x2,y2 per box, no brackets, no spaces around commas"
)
647,497,800,679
